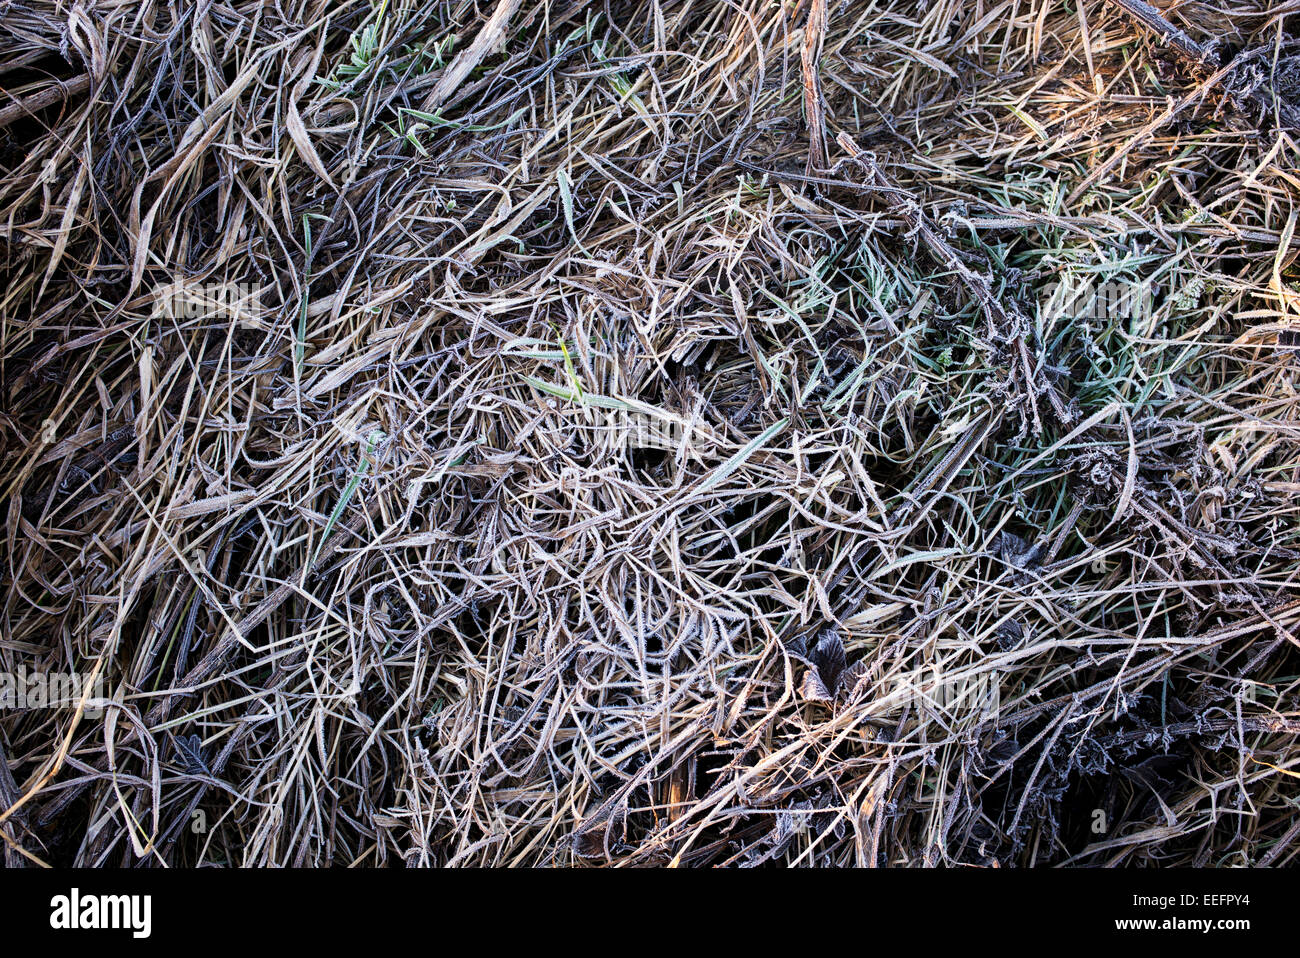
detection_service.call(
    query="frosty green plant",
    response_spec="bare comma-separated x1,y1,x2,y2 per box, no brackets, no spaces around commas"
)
314,429,386,566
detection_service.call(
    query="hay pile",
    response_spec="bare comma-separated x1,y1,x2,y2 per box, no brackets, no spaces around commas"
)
1,0,1298,866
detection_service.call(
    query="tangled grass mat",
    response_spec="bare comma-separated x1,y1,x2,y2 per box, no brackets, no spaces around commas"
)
1,0,1299,866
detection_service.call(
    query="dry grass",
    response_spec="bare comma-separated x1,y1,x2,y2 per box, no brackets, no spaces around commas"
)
1,0,1298,867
